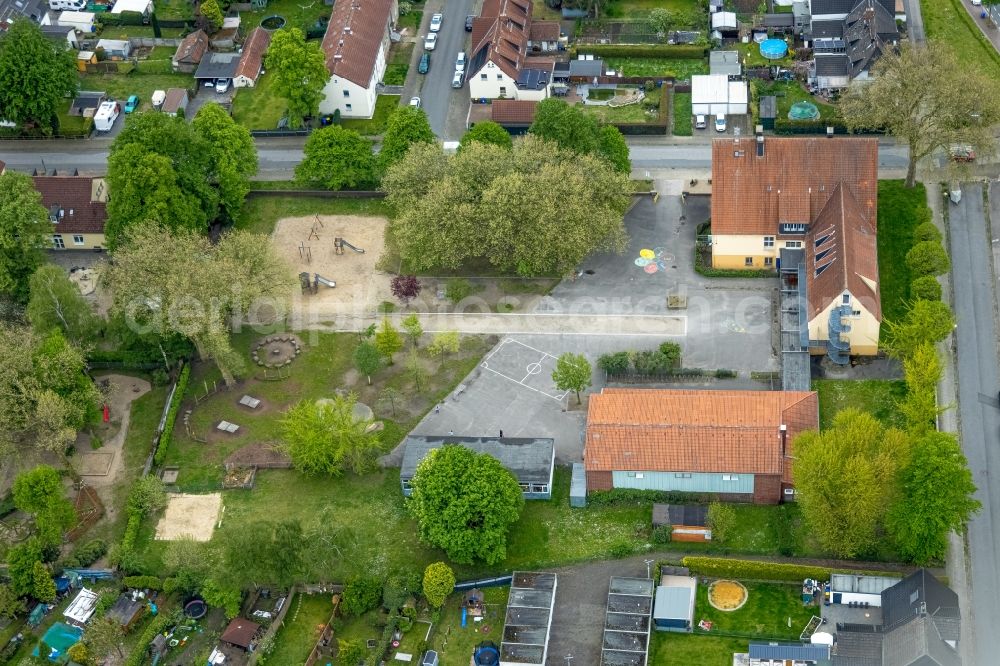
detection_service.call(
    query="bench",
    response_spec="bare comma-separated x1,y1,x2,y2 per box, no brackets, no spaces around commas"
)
453,383,467,400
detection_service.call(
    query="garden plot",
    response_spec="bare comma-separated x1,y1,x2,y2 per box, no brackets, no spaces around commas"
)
155,493,223,541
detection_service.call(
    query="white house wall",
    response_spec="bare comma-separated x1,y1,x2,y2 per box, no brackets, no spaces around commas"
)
469,61,518,100
319,30,388,118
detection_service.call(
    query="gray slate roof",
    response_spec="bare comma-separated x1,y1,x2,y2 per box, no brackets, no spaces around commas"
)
832,630,883,666
750,642,830,661
881,569,960,640
194,51,240,80
400,436,554,483
882,615,961,666
815,53,850,77
844,0,898,77
812,19,845,37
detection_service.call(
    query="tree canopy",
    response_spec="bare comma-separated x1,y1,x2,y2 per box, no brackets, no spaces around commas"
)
27,264,97,343
408,445,524,564
378,106,436,172
279,393,382,475
192,103,258,222
422,562,455,608
529,98,632,172
839,44,1000,187
459,122,513,150
552,353,592,404
265,28,330,128
0,19,76,128
382,136,631,276
296,125,377,190
0,171,50,303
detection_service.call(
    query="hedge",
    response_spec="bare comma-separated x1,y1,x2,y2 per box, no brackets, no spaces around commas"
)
124,614,171,666
97,10,146,26
588,488,714,506
124,575,162,591
153,363,190,466
63,539,107,568
681,556,904,583
571,44,706,59
366,616,400,666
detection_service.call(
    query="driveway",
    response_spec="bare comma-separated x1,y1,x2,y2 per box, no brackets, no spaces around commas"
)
414,0,476,139
186,86,235,121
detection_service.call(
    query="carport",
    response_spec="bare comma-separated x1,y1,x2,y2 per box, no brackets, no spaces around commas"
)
194,52,240,86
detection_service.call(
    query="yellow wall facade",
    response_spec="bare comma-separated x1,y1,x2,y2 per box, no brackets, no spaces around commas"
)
808,295,881,356
51,231,106,251
710,234,806,269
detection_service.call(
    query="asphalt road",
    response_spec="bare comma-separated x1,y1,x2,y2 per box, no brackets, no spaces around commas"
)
0,137,911,177
905,0,926,45
415,0,474,139
948,181,1000,666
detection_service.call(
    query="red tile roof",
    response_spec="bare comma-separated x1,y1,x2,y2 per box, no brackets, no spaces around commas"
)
585,388,818,483
220,618,260,649
172,29,208,66
322,0,395,88
710,136,878,236
236,27,270,82
471,0,531,80
491,99,536,124
529,20,560,42
806,183,882,320
162,88,188,114
32,175,107,234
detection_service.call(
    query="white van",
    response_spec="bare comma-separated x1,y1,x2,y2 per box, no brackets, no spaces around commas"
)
49,0,88,11
93,101,120,132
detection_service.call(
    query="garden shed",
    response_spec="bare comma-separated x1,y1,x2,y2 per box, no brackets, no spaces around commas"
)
63,587,99,627
106,594,146,630
760,95,777,130
570,463,586,508
220,618,261,650
501,572,557,666
653,576,696,633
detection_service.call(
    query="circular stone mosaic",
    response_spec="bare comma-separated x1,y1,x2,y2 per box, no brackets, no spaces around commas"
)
251,335,302,368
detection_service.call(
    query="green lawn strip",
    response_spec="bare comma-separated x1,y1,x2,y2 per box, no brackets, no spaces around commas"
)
814,379,907,430
877,180,929,325
234,196,390,234
340,95,401,135
604,57,708,78
737,41,793,68
577,88,662,123
921,0,1000,82
231,71,288,131
430,587,508,666
156,0,194,20
756,80,840,122
605,0,701,15
672,91,692,135
78,71,193,105
398,10,423,31
98,26,186,39
269,593,335,663
650,632,747,666
693,581,814,640
56,105,91,134
239,0,332,33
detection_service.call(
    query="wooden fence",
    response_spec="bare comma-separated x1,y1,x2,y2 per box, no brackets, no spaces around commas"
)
304,596,341,666
67,485,105,542
248,586,299,666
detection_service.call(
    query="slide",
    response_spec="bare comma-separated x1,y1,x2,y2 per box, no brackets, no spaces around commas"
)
340,239,365,254
314,274,336,288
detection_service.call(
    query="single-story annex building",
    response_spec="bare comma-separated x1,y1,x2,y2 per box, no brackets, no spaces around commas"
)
691,74,748,116
653,575,696,632
400,435,554,499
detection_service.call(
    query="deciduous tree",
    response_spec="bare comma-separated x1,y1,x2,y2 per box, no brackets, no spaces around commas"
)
885,299,955,358
459,121,512,150
408,445,524,564
193,103,258,222
342,575,382,616
839,44,1000,187
198,0,224,32
375,317,403,363
296,126,377,190
401,313,423,345
647,7,673,35
887,431,980,565
909,275,942,301
0,19,76,128
6,538,43,597
530,98,600,155
199,579,242,619
377,386,402,417
0,584,25,620
427,331,460,358
406,349,427,393
31,561,56,602
422,562,455,608
266,28,329,128
0,171,49,302
279,394,382,475
898,343,943,434
126,475,167,518
378,106,436,172
792,409,908,558
905,240,951,277
597,125,631,173
27,265,97,342
551,353,592,404
391,276,422,307
14,466,76,547
353,340,382,384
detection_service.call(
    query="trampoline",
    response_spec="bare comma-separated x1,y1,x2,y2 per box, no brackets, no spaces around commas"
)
788,101,820,120
32,622,82,661
760,39,788,59
184,598,208,619
473,642,500,666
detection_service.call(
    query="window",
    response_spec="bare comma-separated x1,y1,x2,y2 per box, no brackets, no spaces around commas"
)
852,309,862,317
401,479,412,490
496,74,503,81
343,90,350,98
816,248,833,261
783,488,795,496
784,241,802,249
481,73,488,80
814,233,831,247
910,590,920,604
674,473,692,479
763,236,774,248
73,235,84,245
842,294,851,304
530,484,548,494
780,223,807,234
744,257,753,266
626,472,644,479
722,474,739,481
519,483,530,492
764,257,774,267
345,103,352,111
52,235,64,249
499,86,507,96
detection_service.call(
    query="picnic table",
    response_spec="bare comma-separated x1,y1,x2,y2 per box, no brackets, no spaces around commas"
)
216,421,240,433
239,395,261,409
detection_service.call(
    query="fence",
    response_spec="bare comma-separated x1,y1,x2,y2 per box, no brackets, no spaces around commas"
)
67,485,105,542
605,369,739,384
248,586,300,666
249,128,310,138
304,596,341,666
142,365,183,476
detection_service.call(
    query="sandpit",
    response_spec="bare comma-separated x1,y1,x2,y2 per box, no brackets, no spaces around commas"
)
155,493,223,541
271,214,393,313
707,580,748,611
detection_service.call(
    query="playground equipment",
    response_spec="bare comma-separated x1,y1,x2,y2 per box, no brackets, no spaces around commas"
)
473,642,499,666
184,598,207,619
334,237,365,254
299,272,316,295
314,274,336,288
308,216,323,241
298,241,312,263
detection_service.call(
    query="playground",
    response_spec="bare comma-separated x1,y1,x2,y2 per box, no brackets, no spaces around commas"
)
154,492,223,541
271,214,392,312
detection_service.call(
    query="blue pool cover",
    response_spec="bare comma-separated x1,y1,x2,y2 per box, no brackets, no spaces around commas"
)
760,39,789,59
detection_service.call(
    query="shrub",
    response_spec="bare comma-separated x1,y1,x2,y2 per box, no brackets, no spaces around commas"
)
910,275,942,302
422,562,455,609
94,589,118,617
154,363,190,466
658,342,681,368
651,525,672,544
609,541,633,558
342,575,383,616
715,369,737,378
124,614,172,666
123,575,162,591
445,278,477,303
587,488,712,506
913,221,942,243
64,539,107,568
680,556,901,583
598,351,630,374
905,241,951,277
127,475,167,518
707,502,736,543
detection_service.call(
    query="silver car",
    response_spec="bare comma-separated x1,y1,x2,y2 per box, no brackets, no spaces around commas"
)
455,51,467,73
452,71,465,88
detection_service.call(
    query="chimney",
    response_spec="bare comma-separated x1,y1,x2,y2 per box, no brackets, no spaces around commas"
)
756,133,764,157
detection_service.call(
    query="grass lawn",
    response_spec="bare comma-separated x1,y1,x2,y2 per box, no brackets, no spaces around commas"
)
269,593,335,664
384,42,415,86
577,87,662,123
877,180,930,325
78,71,193,104
756,80,840,123
605,0,700,16
737,40,793,68
56,105,91,135
398,10,423,31
234,195,390,234
240,0,331,34
650,632,748,666
98,26,186,39
156,0,194,20
814,379,907,430
605,57,708,79
921,0,1000,82
340,95,401,135
693,581,815,640
672,91,692,135
430,587,509,666
231,71,288,131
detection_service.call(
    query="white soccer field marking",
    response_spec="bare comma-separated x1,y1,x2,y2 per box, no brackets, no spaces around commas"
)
481,338,569,401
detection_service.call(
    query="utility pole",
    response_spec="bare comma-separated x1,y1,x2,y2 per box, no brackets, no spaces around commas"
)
644,559,655,579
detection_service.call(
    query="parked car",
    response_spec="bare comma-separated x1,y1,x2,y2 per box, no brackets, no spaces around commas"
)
409,96,422,108
972,0,982,6
452,70,465,88
455,51,467,73
418,52,430,74
465,15,474,31
694,114,707,129
124,95,140,113
714,113,726,132
950,144,976,162
429,13,443,32
424,33,438,50
215,78,230,93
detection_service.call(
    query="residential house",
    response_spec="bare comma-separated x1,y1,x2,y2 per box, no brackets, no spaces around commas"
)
468,0,553,101
399,436,555,499
233,26,270,87
318,0,398,119
553,55,605,82
709,136,881,357
691,74,748,116
489,98,536,134
33,173,109,250
527,18,560,53
831,570,961,666
110,0,152,17
161,87,189,116
809,0,897,87
96,38,131,59
172,28,208,73
194,51,240,85
583,388,819,504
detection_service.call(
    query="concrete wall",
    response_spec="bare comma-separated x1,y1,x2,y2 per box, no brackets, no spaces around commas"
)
807,292,880,356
